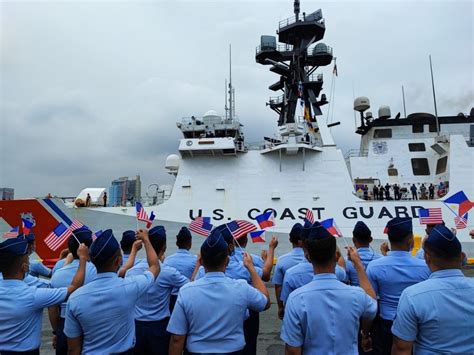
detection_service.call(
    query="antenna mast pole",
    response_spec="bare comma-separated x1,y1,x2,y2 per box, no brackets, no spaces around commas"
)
229,44,233,119
225,79,228,120
401,85,407,118
429,55,440,136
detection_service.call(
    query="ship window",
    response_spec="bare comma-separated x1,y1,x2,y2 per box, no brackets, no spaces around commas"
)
429,123,438,132
374,129,392,138
411,158,430,175
388,168,398,176
408,143,426,152
436,156,448,174
412,124,424,133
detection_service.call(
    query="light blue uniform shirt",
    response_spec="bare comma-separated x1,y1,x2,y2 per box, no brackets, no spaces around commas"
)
235,249,264,268
52,259,66,275
0,279,67,352
415,248,425,260
167,272,267,353
122,253,140,267
126,260,188,321
392,269,474,354
164,249,197,295
50,260,97,317
29,257,52,278
64,271,154,354
281,273,377,353
280,262,347,303
366,250,430,320
346,247,382,286
196,253,263,284
272,247,305,285
24,274,50,288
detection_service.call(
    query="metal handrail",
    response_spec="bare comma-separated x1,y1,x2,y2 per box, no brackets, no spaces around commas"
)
278,14,325,29
269,96,284,105
307,45,333,56
344,149,369,159
256,43,294,54
307,73,323,82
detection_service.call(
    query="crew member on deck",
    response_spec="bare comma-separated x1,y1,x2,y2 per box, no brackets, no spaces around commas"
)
366,217,430,355
64,229,160,355
345,221,382,286
373,185,379,201
410,184,418,200
126,226,189,355
281,222,377,354
49,229,97,355
392,225,474,354
272,223,305,320
167,228,270,355
0,238,87,355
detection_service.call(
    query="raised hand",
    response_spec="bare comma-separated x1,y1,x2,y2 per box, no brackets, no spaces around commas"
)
136,229,149,242
269,236,278,250
242,252,255,271
77,243,89,261
132,240,143,252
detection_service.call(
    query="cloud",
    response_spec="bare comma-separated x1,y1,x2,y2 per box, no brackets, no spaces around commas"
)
0,0,472,198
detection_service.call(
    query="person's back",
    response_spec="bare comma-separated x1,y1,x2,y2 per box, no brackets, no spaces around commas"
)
392,225,474,354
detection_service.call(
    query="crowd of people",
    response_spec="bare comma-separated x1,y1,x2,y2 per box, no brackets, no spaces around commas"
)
363,182,444,201
0,217,473,355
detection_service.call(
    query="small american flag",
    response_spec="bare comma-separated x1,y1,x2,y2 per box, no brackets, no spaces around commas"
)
189,217,213,237
92,230,103,241
70,219,85,231
419,208,443,225
3,226,19,238
304,209,314,224
454,214,468,229
226,220,257,239
136,202,150,223
44,223,72,251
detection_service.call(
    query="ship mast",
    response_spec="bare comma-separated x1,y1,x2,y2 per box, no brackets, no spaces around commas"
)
255,0,332,131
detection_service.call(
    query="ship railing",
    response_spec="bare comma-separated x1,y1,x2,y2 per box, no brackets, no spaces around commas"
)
178,116,240,130
256,43,294,54
269,96,284,105
278,13,325,29
307,45,333,57
344,149,369,159
307,73,323,82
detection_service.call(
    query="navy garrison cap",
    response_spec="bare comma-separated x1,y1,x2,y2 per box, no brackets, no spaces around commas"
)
385,217,412,239
121,230,136,244
149,225,166,242
290,223,304,240
71,227,93,243
307,221,333,240
353,221,371,239
201,228,228,254
0,238,29,256
425,225,461,257
176,226,192,241
214,224,234,244
90,229,120,264
18,233,35,243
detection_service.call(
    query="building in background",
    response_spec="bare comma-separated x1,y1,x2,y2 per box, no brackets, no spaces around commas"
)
109,176,141,207
0,188,14,200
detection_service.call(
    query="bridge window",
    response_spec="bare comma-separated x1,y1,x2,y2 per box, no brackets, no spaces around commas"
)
411,158,430,176
374,129,392,138
408,143,426,152
436,156,448,174
412,124,424,133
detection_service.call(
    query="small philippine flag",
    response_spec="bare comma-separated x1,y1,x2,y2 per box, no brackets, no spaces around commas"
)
250,230,266,243
255,211,275,229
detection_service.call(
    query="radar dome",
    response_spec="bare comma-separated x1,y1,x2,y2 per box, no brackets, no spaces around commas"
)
313,43,328,55
165,154,180,171
378,105,391,119
366,111,373,119
203,110,218,117
354,97,370,112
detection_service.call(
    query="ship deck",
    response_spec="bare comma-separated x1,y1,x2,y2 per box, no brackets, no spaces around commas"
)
39,267,474,354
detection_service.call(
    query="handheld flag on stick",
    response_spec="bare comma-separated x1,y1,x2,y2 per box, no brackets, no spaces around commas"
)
321,218,342,237
255,211,275,229
189,217,213,237
21,218,34,235
146,211,156,229
135,202,154,228
44,223,72,251
250,230,266,243
443,191,474,219
226,220,257,239
454,213,468,229
92,230,103,241
304,209,314,224
3,226,19,238
70,219,85,231
419,208,443,225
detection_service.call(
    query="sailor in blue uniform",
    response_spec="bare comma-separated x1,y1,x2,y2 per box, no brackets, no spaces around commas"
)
50,228,97,355
272,223,305,319
281,222,377,354
121,230,140,266
163,226,197,311
366,217,430,355
233,234,264,268
0,238,87,355
167,228,270,355
346,221,382,286
392,225,474,354
126,226,189,355
64,229,160,355
19,233,53,278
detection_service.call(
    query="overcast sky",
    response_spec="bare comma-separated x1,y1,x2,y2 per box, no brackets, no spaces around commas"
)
1,0,472,198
